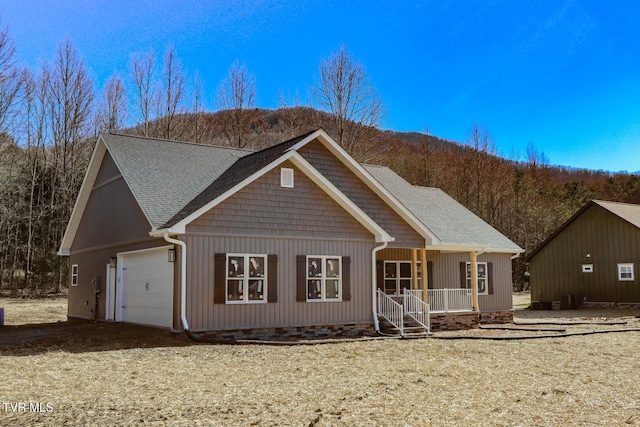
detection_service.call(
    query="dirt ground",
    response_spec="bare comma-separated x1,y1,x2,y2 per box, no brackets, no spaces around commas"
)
2,295,640,426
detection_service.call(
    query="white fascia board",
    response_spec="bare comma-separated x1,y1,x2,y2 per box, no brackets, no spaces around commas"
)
171,150,393,243
286,129,440,245
58,137,108,255
149,227,184,238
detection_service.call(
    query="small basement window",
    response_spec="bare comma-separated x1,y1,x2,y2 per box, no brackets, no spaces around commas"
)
582,264,593,273
618,263,634,281
281,168,294,188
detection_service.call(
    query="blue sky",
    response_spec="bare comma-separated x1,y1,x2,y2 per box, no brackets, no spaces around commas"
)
1,0,639,172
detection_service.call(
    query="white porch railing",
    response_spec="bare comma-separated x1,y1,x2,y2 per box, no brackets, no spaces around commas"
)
412,288,472,313
377,289,404,335
402,292,430,332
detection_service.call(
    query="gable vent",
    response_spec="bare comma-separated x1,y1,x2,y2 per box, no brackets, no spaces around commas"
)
281,168,294,188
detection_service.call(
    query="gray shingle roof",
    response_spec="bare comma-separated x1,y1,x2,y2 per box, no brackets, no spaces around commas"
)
102,133,252,228
162,130,316,228
593,200,640,229
363,164,522,252
101,131,522,252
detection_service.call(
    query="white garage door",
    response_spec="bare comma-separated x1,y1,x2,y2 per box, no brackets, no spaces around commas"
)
119,247,173,328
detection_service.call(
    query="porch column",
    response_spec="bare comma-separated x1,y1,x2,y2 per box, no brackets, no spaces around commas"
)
411,249,418,291
470,251,479,311
420,249,428,303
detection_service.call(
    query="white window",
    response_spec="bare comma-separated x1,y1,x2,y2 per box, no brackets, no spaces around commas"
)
281,168,294,188
384,261,422,295
226,254,267,303
618,263,634,281
307,256,341,301
71,264,78,286
466,262,488,295
582,264,593,273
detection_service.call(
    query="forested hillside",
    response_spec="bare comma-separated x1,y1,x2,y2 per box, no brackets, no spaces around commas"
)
1,30,638,295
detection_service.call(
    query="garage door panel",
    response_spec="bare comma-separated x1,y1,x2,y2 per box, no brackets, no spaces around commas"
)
120,247,173,328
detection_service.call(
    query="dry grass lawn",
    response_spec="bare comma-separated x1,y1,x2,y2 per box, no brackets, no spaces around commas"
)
2,295,640,426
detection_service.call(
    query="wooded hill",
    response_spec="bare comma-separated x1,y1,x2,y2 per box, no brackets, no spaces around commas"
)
2,105,638,295
0,32,637,296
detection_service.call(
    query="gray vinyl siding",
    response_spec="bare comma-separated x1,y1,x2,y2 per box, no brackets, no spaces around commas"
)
183,161,377,331
68,152,168,322
71,152,151,252
182,234,374,331
377,248,513,311
529,204,640,303
68,241,173,321
299,141,424,248
189,160,373,241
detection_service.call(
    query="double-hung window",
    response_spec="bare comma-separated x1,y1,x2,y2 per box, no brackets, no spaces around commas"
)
226,254,267,303
307,256,342,301
465,262,488,295
618,263,634,281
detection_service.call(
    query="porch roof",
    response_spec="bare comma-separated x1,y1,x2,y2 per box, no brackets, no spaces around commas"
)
363,165,523,253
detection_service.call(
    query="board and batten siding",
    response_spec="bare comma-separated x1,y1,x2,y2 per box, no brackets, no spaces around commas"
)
377,248,513,311
182,235,374,331
530,204,640,303
299,141,424,248
184,160,376,331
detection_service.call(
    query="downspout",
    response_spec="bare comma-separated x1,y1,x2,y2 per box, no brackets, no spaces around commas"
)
163,233,189,332
372,241,389,332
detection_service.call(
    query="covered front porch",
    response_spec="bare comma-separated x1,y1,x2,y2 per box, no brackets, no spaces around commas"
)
375,247,487,334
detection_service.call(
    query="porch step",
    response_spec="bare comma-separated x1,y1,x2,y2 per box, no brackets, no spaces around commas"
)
378,316,430,337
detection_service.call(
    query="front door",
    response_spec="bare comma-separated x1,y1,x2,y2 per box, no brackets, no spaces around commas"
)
384,261,419,295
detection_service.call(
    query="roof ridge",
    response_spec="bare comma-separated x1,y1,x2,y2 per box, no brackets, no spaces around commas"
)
103,131,256,153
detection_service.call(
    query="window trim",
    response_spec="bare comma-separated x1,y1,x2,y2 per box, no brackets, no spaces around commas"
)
465,261,488,295
306,255,342,302
618,263,634,281
280,167,294,188
225,254,268,304
582,264,593,273
71,264,78,286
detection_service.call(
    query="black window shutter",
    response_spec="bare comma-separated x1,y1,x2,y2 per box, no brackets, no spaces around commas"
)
459,262,467,288
342,256,351,301
296,255,307,302
375,260,384,291
267,254,278,302
214,253,226,304
427,261,434,289
487,262,494,295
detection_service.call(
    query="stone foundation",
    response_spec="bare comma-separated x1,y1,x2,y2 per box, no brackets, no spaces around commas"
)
479,310,514,324
195,322,377,341
429,312,479,332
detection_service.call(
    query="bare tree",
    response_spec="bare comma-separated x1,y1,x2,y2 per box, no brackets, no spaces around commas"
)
97,73,128,132
311,45,385,158
46,38,95,291
190,71,206,143
129,51,156,137
0,21,25,135
215,61,257,148
158,46,185,139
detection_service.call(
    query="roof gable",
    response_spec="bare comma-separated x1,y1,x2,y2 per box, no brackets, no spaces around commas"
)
526,199,640,261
